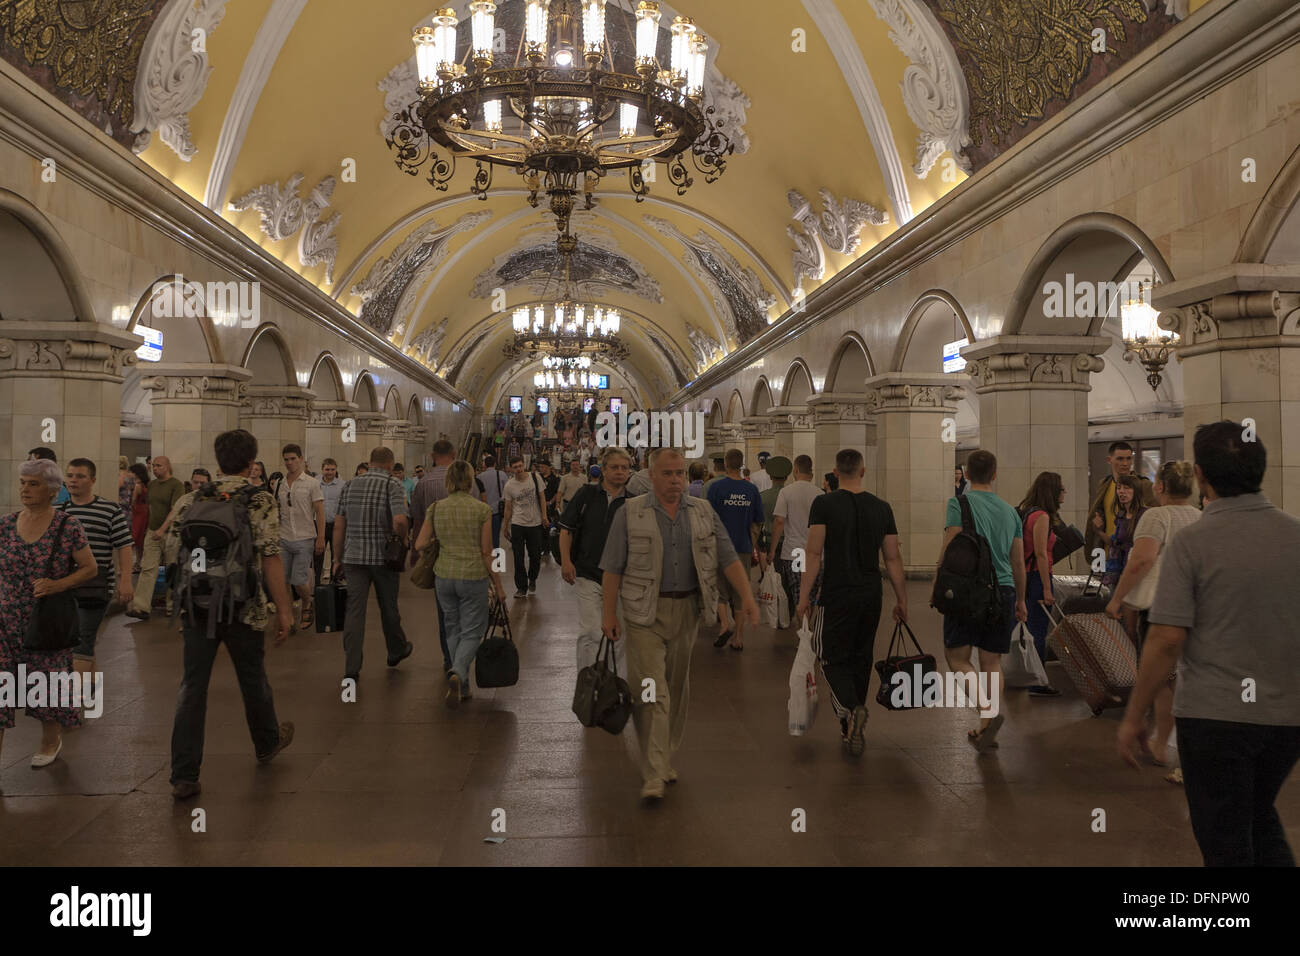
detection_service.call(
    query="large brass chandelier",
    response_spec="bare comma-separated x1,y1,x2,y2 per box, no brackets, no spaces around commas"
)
502,244,631,360
386,0,733,246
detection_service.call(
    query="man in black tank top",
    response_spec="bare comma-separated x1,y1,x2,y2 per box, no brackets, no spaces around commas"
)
796,449,908,757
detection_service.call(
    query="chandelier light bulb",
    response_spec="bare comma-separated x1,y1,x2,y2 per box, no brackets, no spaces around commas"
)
526,0,550,58
688,34,708,98
635,2,661,71
669,17,696,86
582,0,606,60
554,48,574,67
483,98,503,131
413,27,440,89
619,103,639,138
470,1,496,65
431,9,459,80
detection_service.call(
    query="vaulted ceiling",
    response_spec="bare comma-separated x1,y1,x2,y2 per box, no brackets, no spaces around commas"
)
58,0,1194,406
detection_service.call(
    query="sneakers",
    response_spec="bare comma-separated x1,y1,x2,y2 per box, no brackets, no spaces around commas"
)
846,705,868,757
124,608,150,621
515,590,527,598
171,780,201,800
446,673,462,709
1028,685,1061,697
528,583,537,594
256,721,295,764
386,641,413,667
640,778,666,801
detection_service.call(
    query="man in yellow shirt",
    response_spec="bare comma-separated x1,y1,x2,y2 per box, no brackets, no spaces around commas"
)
1086,441,1157,556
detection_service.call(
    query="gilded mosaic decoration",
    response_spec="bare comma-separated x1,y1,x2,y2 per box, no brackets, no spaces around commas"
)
928,0,1171,168
0,0,163,145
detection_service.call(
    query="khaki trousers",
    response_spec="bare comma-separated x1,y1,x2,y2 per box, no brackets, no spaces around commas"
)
623,593,700,784
130,531,171,614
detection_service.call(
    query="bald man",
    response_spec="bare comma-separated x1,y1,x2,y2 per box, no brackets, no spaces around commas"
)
126,455,187,619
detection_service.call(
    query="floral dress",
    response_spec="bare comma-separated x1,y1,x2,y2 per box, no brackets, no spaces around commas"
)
0,511,89,729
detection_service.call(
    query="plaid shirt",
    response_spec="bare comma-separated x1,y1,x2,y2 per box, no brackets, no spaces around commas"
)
337,470,409,566
430,492,491,580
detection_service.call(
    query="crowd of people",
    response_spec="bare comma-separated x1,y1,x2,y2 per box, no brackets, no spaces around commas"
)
0,420,1296,868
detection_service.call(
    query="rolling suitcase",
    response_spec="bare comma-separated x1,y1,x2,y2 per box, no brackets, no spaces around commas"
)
314,582,347,633
1043,602,1136,716
1052,572,1110,615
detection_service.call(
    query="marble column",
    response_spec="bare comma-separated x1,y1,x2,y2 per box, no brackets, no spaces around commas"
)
703,427,723,462
717,423,746,460
144,363,253,479
306,400,359,473
963,336,1107,544
1157,287,1300,513
806,392,877,494
741,416,774,473
407,426,430,469
383,419,413,473
864,373,967,573
353,412,389,460
0,322,140,513
240,385,315,469
768,405,816,463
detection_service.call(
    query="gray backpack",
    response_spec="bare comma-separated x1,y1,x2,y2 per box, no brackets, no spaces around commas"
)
170,483,261,639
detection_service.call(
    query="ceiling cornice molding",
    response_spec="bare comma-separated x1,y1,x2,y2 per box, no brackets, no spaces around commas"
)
203,0,308,210
667,0,1300,406
802,0,914,225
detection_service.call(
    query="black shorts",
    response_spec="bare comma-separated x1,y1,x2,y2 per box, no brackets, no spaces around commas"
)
942,585,1017,655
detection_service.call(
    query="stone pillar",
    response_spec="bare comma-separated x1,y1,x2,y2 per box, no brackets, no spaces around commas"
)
0,322,140,513
717,423,745,461
1158,288,1300,513
353,411,389,459
741,416,773,473
383,419,413,472
807,392,877,493
768,405,816,463
306,400,359,473
864,373,967,574
144,363,253,479
240,385,315,469
963,336,1107,542
703,427,723,462
407,426,430,469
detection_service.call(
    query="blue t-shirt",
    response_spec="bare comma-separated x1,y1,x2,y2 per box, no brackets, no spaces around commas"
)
944,490,1022,587
55,484,70,506
706,477,765,555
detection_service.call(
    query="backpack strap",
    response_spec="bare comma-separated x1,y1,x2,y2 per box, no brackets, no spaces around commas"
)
957,494,976,535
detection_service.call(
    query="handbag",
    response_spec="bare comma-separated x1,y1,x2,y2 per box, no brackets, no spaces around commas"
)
873,620,938,711
1002,622,1049,688
572,637,632,734
475,594,519,688
22,513,82,652
409,502,439,589
382,476,409,573
56,501,112,602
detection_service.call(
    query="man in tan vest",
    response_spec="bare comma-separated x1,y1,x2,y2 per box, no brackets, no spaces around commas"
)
600,447,758,801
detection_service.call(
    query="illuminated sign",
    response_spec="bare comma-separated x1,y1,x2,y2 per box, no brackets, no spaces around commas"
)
134,326,163,362
508,396,522,413
536,397,549,413
609,397,622,414
942,338,969,374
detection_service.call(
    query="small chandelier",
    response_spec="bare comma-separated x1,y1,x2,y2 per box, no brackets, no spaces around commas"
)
388,0,733,247
1120,279,1178,391
534,368,604,389
542,354,593,370
502,244,631,360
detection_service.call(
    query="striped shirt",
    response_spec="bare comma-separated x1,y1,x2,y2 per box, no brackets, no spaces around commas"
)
337,470,408,566
430,492,491,580
59,495,133,588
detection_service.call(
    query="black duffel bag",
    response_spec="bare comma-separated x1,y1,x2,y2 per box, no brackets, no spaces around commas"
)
874,620,938,711
572,637,632,734
23,513,81,652
475,594,519,688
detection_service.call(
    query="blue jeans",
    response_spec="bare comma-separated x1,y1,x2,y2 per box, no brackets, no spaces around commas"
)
74,596,109,657
435,577,491,683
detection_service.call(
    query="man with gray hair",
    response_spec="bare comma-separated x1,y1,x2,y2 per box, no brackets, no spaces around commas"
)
559,447,632,677
600,447,758,801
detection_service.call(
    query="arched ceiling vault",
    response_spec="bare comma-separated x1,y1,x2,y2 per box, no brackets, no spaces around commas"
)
128,0,1191,405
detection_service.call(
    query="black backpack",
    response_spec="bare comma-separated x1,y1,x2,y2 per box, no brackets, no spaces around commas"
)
170,483,261,639
931,496,1001,626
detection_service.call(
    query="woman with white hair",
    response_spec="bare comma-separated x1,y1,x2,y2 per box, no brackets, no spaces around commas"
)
0,458,98,767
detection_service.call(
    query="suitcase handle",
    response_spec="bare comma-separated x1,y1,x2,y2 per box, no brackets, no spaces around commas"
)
1040,600,1065,625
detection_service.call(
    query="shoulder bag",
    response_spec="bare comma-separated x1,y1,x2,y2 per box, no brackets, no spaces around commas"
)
475,593,520,688
873,620,938,711
22,512,82,652
58,500,112,603
409,501,439,590
383,476,409,573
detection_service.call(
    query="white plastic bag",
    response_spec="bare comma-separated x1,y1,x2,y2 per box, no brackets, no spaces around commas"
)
788,616,820,735
775,572,791,629
1002,622,1049,688
755,564,781,629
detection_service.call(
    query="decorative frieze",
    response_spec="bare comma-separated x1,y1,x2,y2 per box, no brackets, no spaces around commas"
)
242,384,315,418
862,373,966,412
0,325,140,380
1157,291,1300,357
228,173,340,285
807,392,875,424
142,363,252,406
788,188,888,291
740,416,775,439
768,405,815,432
962,336,1108,392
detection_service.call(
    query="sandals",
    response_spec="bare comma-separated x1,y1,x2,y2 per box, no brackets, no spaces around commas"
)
713,629,733,648
967,714,1005,753
300,604,314,628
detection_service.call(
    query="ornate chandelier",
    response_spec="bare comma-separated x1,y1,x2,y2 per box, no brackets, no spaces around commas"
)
542,354,593,370
387,0,733,246
534,367,605,389
1120,279,1178,391
502,244,631,360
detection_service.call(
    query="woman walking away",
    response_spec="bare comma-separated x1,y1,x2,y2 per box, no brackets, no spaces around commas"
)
0,459,99,767
1105,460,1201,767
1017,472,1066,697
414,460,507,708
1097,473,1148,642
129,462,150,569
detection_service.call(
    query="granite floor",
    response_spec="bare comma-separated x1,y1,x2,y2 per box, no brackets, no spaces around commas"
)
1,561,1294,867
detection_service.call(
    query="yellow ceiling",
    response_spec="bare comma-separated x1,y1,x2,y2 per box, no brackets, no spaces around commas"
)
140,0,977,403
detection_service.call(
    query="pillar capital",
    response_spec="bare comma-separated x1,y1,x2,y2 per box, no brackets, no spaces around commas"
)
352,411,388,433
0,320,141,382
307,400,358,426
863,372,966,412
143,363,252,406
807,392,875,424
1156,290,1300,357
767,404,814,432
961,336,1108,393
243,384,316,418
740,415,774,439
383,418,412,439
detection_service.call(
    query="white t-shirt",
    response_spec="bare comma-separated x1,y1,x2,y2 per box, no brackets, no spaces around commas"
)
773,479,823,559
504,473,545,527
1127,504,1201,610
751,469,772,493
277,471,324,542
559,472,587,508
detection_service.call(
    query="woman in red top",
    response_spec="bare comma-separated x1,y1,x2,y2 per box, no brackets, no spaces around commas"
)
128,462,150,570
1017,472,1066,697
